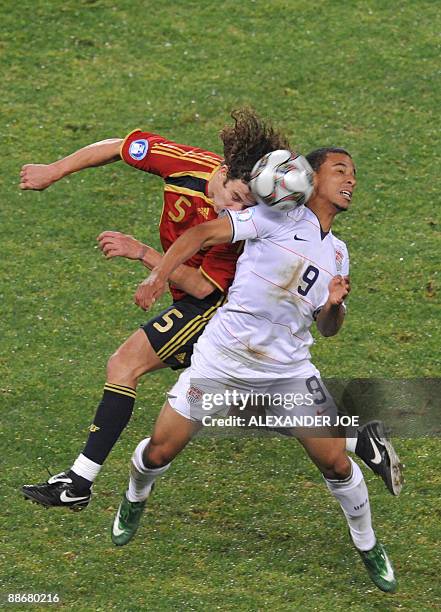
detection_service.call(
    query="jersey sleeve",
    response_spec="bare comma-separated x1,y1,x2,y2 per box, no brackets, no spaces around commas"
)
225,205,276,243
341,245,350,276
120,129,221,178
120,130,170,177
199,242,241,293
313,238,350,319
333,237,350,276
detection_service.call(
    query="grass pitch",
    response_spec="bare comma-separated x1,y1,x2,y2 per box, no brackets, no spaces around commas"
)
1,1,440,609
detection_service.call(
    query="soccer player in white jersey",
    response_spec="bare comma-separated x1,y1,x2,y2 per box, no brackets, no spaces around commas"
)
111,148,398,593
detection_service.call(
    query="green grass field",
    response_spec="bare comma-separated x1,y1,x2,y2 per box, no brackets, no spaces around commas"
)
2,1,440,609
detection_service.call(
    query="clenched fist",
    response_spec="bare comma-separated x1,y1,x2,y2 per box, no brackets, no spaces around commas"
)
327,275,351,306
19,164,60,191
134,269,168,311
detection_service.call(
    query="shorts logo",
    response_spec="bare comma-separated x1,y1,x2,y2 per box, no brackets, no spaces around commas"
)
186,385,203,405
129,139,149,160
236,208,254,222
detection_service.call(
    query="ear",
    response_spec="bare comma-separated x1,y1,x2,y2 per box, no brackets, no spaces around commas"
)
219,164,229,186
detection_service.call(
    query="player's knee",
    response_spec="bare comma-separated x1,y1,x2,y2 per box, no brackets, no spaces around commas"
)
106,349,128,380
320,452,351,480
144,439,174,468
106,347,142,383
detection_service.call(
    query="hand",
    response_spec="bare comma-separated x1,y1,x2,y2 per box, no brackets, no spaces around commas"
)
327,275,350,306
19,164,60,190
134,269,168,310
97,231,147,260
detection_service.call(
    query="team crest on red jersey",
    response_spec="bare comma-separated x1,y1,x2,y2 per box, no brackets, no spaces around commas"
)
129,139,149,160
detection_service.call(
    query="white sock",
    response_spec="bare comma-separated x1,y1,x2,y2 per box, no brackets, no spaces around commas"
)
345,437,357,454
127,438,170,502
71,454,102,484
325,457,376,551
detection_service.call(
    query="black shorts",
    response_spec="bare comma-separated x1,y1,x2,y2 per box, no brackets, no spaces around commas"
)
142,290,226,370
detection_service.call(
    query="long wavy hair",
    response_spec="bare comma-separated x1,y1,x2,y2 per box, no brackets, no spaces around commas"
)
220,107,290,182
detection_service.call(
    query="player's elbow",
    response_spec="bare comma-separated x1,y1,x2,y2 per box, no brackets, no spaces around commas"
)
318,327,338,338
192,283,216,300
188,269,221,300
317,320,342,337
316,306,345,337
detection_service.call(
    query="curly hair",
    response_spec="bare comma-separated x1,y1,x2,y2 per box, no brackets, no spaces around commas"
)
220,107,290,183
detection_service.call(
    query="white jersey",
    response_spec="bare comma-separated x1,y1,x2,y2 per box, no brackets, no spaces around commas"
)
202,204,349,374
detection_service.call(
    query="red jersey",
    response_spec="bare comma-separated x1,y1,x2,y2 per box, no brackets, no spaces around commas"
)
120,130,240,301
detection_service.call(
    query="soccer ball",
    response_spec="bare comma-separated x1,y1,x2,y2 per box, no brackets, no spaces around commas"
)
249,149,314,212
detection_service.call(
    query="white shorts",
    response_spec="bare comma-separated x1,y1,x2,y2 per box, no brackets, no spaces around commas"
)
167,334,338,429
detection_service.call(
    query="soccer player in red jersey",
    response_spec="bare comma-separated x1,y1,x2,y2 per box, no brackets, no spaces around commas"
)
20,109,290,509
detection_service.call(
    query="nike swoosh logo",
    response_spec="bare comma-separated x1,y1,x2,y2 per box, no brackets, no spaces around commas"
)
112,505,125,536
59,490,89,503
294,235,308,241
370,437,383,465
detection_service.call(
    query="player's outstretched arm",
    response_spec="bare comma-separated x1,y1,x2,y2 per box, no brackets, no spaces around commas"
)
134,216,233,310
97,230,217,300
19,138,123,191
316,275,350,337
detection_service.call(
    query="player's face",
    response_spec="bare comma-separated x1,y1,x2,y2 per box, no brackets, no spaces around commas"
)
314,153,357,212
210,168,256,213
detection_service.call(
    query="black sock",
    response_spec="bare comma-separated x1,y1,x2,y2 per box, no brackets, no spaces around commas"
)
67,471,93,494
68,383,136,490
